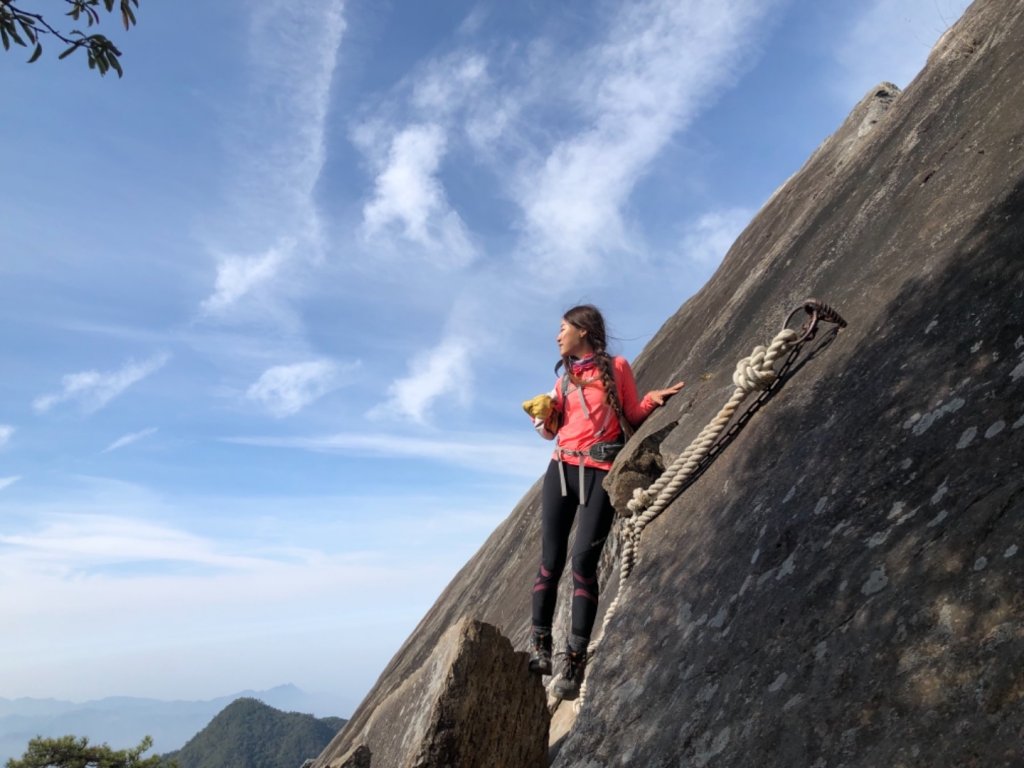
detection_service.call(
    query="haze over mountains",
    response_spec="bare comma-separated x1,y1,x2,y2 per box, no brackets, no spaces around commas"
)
0,684,346,765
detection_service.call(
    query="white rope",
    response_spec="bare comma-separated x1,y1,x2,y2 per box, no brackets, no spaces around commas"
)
574,327,800,708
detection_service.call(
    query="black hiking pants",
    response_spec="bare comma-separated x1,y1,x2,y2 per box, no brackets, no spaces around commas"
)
531,459,615,641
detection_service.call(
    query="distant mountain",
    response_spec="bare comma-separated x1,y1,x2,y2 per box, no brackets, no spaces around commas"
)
164,698,345,768
0,685,347,765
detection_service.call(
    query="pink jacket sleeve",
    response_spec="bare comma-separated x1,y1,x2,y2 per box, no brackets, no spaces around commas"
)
614,357,656,427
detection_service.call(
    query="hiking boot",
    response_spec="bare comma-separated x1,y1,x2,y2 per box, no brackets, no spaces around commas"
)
528,628,552,675
553,645,588,700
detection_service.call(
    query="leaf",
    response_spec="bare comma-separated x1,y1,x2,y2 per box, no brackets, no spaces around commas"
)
16,15,38,43
27,41,42,63
58,43,80,59
7,22,24,46
110,53,123,77
121,3,136,30
1,26,9,52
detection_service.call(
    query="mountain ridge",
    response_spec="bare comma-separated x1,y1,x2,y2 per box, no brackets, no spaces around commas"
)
163,697,345,768
0,685,347,765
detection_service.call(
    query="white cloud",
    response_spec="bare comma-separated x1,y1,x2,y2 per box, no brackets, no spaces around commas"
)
0,425,13,447
241,1,346,249
103,428,159,454
0,476,20,491
831,0,971,105
33,353,171,414
362,123,476,267
512,0,775,273
226,430,547,479
246,359,354,417
200,2,346,315
0,482,518,704
412,52,489,114
369,336,472,423
681,207,754,264
201,243,290,315
0,514,262,572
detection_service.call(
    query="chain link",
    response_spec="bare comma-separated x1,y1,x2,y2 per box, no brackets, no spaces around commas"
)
636,301,845,511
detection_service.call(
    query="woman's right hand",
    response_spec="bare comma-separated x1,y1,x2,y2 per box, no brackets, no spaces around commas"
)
648,380,685,406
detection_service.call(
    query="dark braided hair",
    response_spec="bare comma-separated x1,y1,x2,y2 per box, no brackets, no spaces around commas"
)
557,304,634,439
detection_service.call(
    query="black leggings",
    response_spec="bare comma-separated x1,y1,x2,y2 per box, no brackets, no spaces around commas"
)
532,459,616,641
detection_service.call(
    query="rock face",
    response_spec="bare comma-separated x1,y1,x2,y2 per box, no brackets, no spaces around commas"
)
316,1,1024,766
313,618,548,768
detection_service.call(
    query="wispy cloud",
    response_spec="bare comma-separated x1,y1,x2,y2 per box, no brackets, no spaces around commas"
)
412,52,488,115
225,430,546,479
681,207,754,264
369,336,471,423
103,428,159,454
247,359,356,417
355,50,489,268
0,476,20,491
361,123,476,267
201,243,291,316
0,425,13,447
201,1,346,314
33,353,170,414
831,0,971,105
513,0,775,273
0,486,517,704
0,514,264,572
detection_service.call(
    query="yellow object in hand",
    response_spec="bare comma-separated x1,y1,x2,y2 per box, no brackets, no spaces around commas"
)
522,394,553,420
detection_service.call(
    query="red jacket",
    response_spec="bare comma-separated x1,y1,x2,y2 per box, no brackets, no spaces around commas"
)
534,355,656,470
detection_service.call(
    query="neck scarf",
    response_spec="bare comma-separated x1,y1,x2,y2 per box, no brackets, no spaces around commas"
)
570,354,597,375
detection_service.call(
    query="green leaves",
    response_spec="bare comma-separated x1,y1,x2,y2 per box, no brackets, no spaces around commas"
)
1,4,39,53
2,0,141,77
5,734,174,768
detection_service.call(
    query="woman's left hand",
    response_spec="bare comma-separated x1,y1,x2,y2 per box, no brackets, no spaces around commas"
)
649,381,685,406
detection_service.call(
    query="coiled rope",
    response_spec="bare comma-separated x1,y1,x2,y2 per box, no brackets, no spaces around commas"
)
572,300,847,709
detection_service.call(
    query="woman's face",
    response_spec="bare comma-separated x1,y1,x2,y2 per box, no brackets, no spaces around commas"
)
557,319,589,358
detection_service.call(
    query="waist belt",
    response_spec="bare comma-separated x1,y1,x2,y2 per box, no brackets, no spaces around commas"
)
556,441,623,506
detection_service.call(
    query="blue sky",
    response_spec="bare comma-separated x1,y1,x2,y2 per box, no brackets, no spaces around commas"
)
1,0,969,713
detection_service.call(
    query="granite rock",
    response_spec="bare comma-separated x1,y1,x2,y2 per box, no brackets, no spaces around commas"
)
313,618,548,768
314,1,1024,766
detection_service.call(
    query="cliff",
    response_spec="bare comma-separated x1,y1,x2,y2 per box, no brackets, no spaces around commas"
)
316,0,1024,765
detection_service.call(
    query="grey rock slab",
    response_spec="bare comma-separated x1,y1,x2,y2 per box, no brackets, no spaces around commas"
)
312,618,547,768
312,2,1024,767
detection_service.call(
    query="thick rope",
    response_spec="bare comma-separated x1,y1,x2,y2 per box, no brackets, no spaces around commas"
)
574,327,800,708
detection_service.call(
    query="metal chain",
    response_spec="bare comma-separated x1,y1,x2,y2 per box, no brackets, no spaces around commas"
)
568,299,846,710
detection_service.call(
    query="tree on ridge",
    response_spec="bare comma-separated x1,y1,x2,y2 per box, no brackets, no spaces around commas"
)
6,734,173,768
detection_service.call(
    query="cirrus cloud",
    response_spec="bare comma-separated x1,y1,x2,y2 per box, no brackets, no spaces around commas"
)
33,353,171,415
369,336,471,424
247,359,357,417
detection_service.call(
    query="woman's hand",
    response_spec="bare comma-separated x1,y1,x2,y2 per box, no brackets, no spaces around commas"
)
648,381,685,406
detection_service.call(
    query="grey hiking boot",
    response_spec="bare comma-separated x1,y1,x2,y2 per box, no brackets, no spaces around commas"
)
528,628,552,675
553,645,587,700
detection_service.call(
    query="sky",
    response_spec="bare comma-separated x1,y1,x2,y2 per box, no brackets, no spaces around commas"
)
1,0,971,715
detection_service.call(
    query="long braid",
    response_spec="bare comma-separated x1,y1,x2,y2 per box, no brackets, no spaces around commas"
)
594,349,633,439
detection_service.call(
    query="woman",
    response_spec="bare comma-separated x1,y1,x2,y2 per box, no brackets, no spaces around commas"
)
526,304,684,699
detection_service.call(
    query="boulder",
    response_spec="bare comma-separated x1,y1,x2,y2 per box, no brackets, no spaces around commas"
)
314,618,548,768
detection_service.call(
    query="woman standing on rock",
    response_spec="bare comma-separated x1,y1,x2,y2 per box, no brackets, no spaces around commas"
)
524,304,684,699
